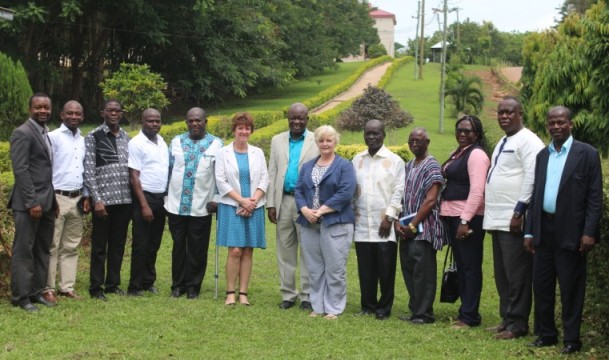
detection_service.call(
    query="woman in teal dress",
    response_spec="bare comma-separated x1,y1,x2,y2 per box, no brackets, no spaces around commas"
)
215,112,269,306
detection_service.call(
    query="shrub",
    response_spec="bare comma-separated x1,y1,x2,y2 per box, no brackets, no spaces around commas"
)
368,43,388,59
100,63,170,129
0,52,32,141
377,57,413,89
444,72,484,116
0,142,11,173
335,144,411,162
336,85,413,132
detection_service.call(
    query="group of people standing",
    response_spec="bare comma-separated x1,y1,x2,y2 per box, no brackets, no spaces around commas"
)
8,93,601,355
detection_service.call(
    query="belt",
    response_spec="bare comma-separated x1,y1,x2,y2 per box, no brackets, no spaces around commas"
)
542,212,555,220
283,191,295,196
55,189,83,198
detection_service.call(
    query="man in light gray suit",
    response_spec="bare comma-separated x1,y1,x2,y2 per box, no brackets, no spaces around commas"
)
8,93,58,312
267,102,319,310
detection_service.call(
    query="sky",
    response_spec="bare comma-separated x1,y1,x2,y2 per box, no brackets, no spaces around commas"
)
371,0,565,45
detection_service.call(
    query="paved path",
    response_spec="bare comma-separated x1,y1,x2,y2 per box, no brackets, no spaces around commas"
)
311,62,392,115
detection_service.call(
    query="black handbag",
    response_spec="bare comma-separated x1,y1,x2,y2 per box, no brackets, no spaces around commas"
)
440,245,459,303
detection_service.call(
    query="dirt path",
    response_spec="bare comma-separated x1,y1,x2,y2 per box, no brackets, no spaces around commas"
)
311,62,393,115
468,68,520,120
500,67,522,84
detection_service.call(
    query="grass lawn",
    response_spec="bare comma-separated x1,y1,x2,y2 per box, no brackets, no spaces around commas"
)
2,62,606,359
204,62,365,116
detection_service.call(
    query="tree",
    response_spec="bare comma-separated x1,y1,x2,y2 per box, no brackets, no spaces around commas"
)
99,63,169,129
0,52,32,140
444,72,484,116
336,85,413,133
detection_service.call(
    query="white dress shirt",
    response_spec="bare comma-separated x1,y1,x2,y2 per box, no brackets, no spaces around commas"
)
48,123,85,192
128,131,169,193
352,146,405,243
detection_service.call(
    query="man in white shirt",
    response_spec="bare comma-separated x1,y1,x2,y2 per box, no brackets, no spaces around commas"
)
484,96,544,339
352,119,405,320
44,100,90,302
165,107,223,299
127,109,169,296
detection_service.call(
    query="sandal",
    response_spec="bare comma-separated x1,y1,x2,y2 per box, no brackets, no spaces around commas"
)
225,291,236,306
239,292,251,306
309,311,320,317
324,314,338,320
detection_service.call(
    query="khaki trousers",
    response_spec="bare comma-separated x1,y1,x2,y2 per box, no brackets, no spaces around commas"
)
46,194,84,292
275,194,310,302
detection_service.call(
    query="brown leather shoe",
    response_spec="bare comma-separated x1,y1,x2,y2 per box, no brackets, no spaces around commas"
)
495,330,525,340
42,290,58,304
486,324,507,333
58,290,81,299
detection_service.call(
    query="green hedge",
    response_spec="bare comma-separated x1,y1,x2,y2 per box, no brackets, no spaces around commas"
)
378,57,413,89
0,142,10,173
335,144,411,162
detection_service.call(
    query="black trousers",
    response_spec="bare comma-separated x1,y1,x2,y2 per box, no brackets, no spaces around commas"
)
443,215,485,326
10,210,55,305
167,213,212,295
355,241,397,317
89,203,132,295
399,238,437,322
533,215,587,347
491,230,532,334
128,192,166,292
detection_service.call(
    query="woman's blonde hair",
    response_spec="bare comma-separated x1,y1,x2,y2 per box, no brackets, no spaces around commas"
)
314,125,340,145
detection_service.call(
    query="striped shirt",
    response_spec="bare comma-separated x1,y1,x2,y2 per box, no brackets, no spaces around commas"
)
403,156,447,250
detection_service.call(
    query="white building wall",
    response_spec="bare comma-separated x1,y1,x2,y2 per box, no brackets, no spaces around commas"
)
375,17,395,57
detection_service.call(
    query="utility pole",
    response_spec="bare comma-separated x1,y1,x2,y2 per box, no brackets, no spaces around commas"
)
418,0,425,80
413,1,420,79
438,0,448,134
450,7,461,49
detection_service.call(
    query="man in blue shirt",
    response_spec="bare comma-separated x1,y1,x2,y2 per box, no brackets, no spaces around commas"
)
525,106,602,354
267,103,319,310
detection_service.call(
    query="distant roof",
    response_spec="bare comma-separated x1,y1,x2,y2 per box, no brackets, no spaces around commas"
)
431,41,450,49
370,6,396,25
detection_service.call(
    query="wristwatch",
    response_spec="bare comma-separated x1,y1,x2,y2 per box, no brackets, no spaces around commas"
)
460,219,469,225
513,211,522,219
385,215,395,223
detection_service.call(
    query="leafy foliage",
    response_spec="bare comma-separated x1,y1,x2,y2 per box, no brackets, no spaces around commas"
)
367,43,388,59
336,85,413,132
0,52,32,140
520,2,609,154
100,63,169,128
444,72,484,116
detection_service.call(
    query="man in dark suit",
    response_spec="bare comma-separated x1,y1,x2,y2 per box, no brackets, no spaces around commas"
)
8,92,58,312
524,106,602,354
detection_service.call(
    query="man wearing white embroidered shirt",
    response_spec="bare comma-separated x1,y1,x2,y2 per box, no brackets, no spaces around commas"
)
127,109,169,296
484,96,544,339
44,100,90,302
352,119,405,320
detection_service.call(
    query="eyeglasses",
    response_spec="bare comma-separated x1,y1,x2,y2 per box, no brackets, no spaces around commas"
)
105,108,123,114
455,128,473,135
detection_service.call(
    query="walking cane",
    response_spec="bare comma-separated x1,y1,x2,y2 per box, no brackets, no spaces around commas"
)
214,242,219,300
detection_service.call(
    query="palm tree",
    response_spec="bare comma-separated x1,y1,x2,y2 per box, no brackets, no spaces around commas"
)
444,73,484,116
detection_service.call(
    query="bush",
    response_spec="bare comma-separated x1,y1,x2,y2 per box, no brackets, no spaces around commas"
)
0,52,32,141
377,57,413,89
335,144,411,162
368,43,388,59
336,85,413,132
100,63,170,129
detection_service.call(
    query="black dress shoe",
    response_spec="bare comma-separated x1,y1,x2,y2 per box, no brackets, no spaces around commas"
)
127,290,144,297
299,301,312,311
104,287,126,296
31,295,57,308
354,310,373,316
91,293,108,301
171,289,184,298
375,313,389,320
529,337,558,347
278,300,295,309
13,301,40,313
144,286,158,294
561,344,581,354
410,317,434,325
186,289,199,299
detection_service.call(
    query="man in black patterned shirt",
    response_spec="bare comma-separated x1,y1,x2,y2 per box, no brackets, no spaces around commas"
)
84,99,132,300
